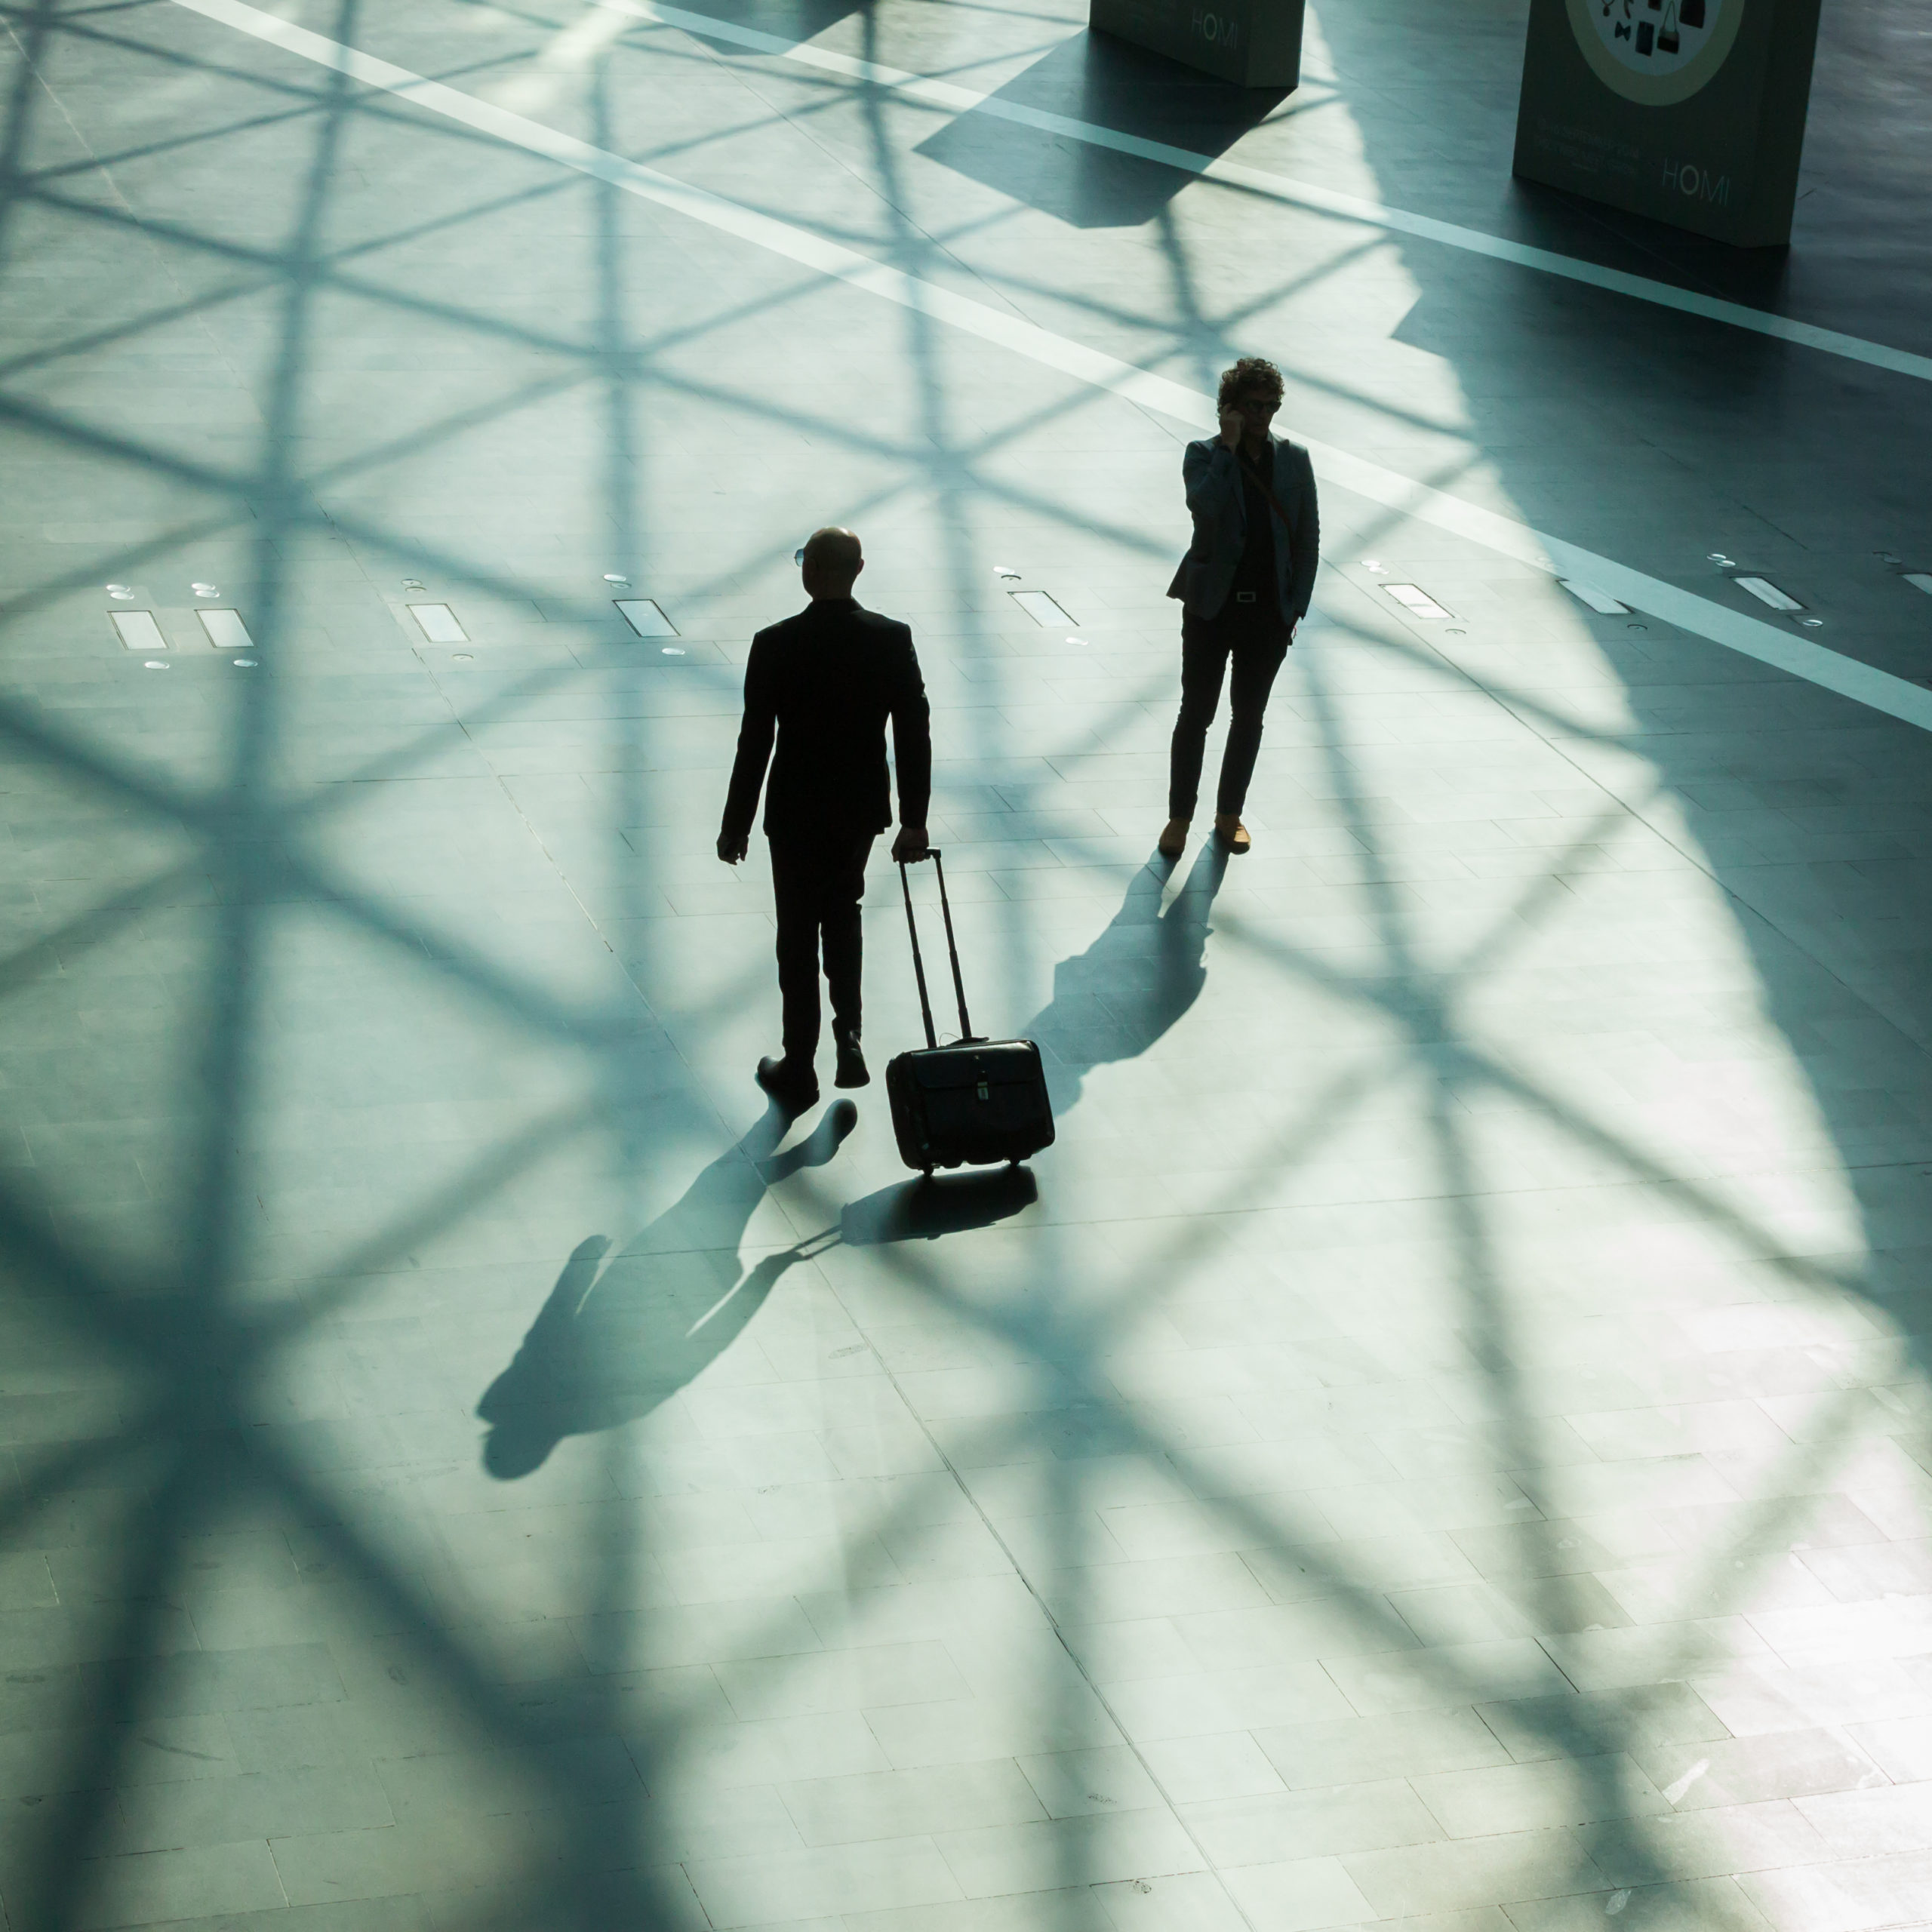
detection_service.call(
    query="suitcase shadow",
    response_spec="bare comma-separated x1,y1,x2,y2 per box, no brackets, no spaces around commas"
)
1026,840,1230,1110
838,1164,1039,1245
475,1099,857,1478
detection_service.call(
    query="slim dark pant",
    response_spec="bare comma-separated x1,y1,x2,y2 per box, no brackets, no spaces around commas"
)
1168,614,1291,820
769,832,875,1066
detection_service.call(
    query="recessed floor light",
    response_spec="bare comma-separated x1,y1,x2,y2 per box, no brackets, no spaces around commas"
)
1011,590,1073,626
111,611,167,651
451,652,473,662
661,645,685,656
1561,580,1630,614
198,609,253,651
232,658,257,668
1445,627,1467,635
604,573,629,584
1798,617,1824,627
1707,552,1735,565
192,581,220,597
409,603,468,643
1361,559,1387,573
107,584,133,598
995,567,1020,580
144,660,169,670
1067,635,1089,647
1878,552,1903,565
616,598,676,638
1735,576,1804,612
1384,583,1454,620
1627,623,1649,632
402,578,426,592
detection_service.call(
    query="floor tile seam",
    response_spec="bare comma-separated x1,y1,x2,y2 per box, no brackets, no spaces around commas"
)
165,0,1932,738
761,1171,1281,1931
786,1266,1654,1886
617,0,1932,386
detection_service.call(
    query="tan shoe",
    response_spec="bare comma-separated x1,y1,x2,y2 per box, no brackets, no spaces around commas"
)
1214,814,1251,854
1158,817,1189,859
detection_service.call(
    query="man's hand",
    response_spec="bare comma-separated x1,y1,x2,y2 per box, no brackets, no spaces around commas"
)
1218,409,1243,451
891,825,929,863
717,833,748,865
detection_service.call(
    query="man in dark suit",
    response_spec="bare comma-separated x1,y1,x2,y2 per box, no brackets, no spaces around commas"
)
1161,355,1320,859
718,528,931,1112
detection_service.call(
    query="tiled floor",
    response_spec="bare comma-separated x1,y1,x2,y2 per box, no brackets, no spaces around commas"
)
3,1,1931,1929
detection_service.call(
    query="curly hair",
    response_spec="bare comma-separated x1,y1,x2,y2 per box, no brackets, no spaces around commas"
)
1217,356,1284,413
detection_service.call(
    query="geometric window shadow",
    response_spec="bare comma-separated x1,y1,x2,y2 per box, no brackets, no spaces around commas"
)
12,13,1908,1923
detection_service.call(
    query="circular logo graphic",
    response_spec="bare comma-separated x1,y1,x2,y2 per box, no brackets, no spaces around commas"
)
1567,0,1747,105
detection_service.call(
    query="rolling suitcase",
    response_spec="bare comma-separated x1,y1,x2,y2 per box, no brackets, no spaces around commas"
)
886,852,1056,1176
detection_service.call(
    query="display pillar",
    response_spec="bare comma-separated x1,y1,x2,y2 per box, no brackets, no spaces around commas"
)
1088,0,1305,90
1513,0,1823,246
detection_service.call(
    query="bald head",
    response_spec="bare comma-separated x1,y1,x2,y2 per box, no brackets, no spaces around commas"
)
801,526,863,601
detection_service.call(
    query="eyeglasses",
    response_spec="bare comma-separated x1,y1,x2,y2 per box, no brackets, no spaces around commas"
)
1235,394,1280,415
794,546,806,565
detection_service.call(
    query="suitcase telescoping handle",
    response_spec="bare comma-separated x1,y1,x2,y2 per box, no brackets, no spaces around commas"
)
898,849,975,1050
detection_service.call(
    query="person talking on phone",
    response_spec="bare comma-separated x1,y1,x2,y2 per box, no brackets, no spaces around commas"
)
718,527,931,1114
1159,356,1320,859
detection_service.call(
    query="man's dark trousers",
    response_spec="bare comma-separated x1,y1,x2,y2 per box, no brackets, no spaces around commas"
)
1168,614,1290,819
770,832,874,1067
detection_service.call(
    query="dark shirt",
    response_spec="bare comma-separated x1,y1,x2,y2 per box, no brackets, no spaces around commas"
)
1231,445,1279,608
721,598,931,844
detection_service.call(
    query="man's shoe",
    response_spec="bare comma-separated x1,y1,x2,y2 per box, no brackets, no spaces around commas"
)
756,1055,820,1111
834,1031,870,1089
1158,817,1190,860
1214,814,1252,854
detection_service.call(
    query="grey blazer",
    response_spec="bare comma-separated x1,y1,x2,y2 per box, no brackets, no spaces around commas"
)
1168,433,1321,625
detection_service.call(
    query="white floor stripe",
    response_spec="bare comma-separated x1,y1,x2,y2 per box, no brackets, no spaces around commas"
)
615,0,1932,390
169,0,1932,735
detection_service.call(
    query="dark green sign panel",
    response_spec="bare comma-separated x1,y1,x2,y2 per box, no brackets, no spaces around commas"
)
1088,0,1305,90
1514,0,1823,246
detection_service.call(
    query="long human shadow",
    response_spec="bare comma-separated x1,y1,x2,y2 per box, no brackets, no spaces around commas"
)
478,1105,1041,1476
1024,838,1229,1110
478,1100,857,1476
